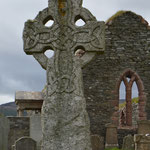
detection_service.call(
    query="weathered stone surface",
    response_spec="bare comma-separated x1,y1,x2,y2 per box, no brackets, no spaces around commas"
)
0,116,10,150
15,137,36,150
138,120,150,135
134,134,150,150
23,0,105,150
105,123,118,148
122,135,134,150
91,135,104,150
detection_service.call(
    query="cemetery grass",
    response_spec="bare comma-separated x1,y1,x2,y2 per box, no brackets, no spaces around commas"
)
105,148,120,150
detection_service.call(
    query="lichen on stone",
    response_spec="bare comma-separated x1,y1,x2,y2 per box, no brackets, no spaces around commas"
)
106,10,148,26
106,10,127,24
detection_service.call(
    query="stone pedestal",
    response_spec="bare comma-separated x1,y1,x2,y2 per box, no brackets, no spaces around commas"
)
137,120,150,134
134,134,150,150
105,123,118,148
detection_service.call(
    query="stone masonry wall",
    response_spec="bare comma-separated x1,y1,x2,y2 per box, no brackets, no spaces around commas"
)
83,11,150,141
8,117,30,150
146,24,150,118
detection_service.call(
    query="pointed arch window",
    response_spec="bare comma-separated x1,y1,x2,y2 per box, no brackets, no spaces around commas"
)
116,70,146,127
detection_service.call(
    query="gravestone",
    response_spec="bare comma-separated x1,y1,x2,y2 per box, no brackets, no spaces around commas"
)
122,135,134,150
105,123,118,149
23,0,105,150
134,134,150,150
91,135,104,150
137,120,150,135
0,116,10,150
15,137,36,150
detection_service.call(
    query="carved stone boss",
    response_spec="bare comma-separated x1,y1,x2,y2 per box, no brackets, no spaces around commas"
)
23,0,105,150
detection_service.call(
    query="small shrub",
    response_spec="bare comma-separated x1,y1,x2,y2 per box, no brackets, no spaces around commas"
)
119,101,126,109
106,11,126,23
132,97,139,104
119,97,139,109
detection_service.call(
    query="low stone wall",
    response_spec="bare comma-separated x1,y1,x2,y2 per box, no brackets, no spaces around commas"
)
8,117,30,150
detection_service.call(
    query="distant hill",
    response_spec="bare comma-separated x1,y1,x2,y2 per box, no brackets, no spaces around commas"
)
119,99,125,104
0,102,17,116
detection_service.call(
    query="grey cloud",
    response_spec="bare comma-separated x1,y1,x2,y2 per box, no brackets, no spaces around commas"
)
83,0,150,23
117,0,150,9
0,49,46,96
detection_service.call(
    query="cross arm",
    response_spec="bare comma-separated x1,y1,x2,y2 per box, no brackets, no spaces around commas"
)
73,21,105,53
23,8,55,70
73,21,105,67
33,53,48,70
23,16,57,54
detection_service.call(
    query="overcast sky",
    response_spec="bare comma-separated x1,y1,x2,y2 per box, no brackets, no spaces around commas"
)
0,0,149,104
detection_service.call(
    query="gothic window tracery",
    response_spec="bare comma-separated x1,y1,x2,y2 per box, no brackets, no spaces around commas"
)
114,69,147,128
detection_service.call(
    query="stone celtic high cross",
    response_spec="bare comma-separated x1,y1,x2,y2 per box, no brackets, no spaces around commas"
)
23,0,105,150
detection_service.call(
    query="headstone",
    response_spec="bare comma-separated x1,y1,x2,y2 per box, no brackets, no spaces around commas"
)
30,115,42,150
23,0,105,150
137,120,150,134
122,135,134,150
15,137,36,150
0,116,10,150
105,123,118,148
91,135,104,150
134,134,150,150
